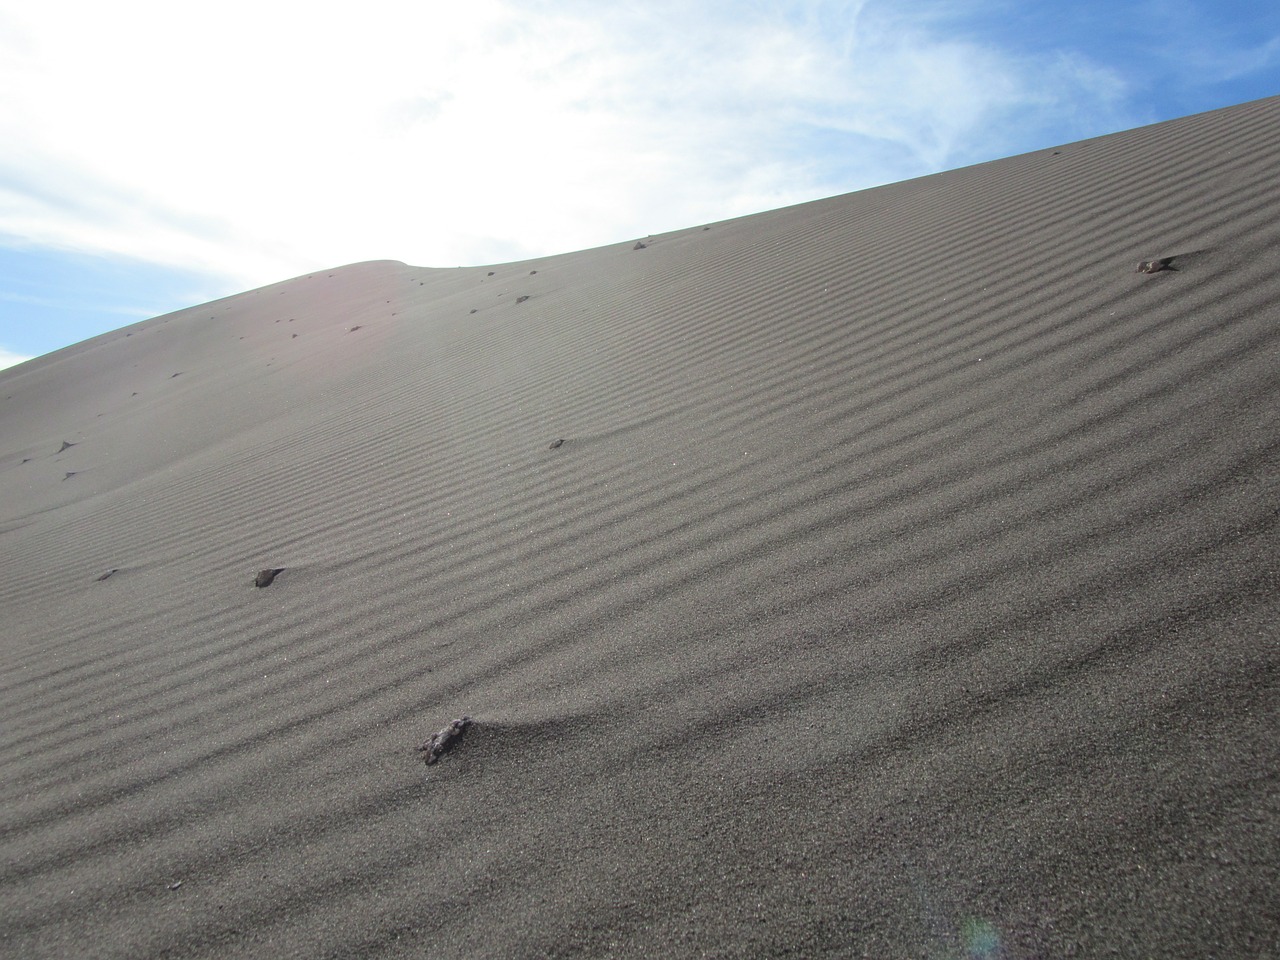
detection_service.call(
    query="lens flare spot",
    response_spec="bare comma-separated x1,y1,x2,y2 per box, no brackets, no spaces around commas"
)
960,917,1001,958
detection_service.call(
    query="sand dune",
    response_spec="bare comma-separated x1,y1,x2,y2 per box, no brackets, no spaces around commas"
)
2,95,1278,958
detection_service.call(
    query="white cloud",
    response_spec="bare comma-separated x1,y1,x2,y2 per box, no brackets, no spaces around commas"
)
0,0,1134,289
0,346,34,370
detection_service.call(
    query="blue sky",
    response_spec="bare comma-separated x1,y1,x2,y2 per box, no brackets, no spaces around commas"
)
1,0,1277,368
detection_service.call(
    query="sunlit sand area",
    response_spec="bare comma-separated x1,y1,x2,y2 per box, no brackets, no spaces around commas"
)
2,95,1277,958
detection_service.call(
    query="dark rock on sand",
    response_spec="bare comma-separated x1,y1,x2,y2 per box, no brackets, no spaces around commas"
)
418,716,473,765
255,568,285,588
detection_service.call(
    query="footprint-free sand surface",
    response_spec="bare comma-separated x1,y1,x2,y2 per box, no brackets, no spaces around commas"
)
2,95,1278,958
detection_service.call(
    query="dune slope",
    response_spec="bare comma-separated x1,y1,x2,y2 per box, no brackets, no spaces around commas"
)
2,95,1278,958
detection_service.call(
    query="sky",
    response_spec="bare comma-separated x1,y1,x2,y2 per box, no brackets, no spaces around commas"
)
1,0,1278,368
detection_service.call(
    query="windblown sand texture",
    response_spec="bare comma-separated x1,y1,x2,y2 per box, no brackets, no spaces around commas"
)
2,96,1278,958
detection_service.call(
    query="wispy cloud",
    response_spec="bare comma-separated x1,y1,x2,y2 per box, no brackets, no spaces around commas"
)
1139,0,1280,82
0,346,34,370
0,0,1225,292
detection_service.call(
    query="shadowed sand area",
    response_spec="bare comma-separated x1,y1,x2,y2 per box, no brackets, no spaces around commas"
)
2,96,1278,958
